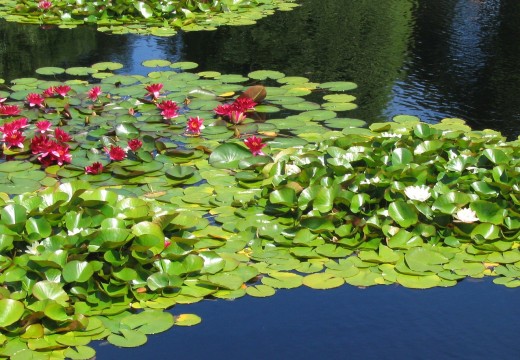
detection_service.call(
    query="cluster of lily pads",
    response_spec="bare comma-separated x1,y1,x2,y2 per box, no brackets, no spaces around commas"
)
1,60,520,358
0,0,300,35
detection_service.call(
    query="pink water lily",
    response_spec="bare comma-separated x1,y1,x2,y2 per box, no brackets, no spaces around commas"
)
54,128,72,142
88,86,102,101
54,85,71,97
0,105,21,116
43,86,55,97
186,116,205,135
38,0,52,10
26,93,45,108
244,135,266,156
36,120,52,133
2,130,25,149
157,99,179,119
145,83,163,100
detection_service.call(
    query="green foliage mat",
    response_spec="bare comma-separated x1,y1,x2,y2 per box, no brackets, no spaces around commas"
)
0,0,300,35
1,61,520,358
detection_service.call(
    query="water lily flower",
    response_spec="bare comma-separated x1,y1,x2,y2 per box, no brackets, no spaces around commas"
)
145,83,163,100
54,128,72,142
87,86,102,101
26,241,42,255
164,238,172,249
128,139,143,152
26,93,45,108
2,130,25,149
0,118,28,133
105,145,126,161
404,185,431,202
36,120,52,133
454,208,479,223
43,86,55,97
85,162,103,174
0,104,21,116
233,97,257,112
31,135,71,166
38,0,52,10
54,85,71,97
186,116,205,135
244,135,266,156
50,143,72,165
157,100,179,119
230,110,247,125
381,132,402,138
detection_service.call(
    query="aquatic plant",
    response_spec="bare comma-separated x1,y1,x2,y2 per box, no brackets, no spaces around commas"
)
0,61,519,358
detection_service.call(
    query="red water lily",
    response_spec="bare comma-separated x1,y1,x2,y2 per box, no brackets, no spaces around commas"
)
244,135,266,156
0,105,21,116
88,86,102,101
0,118,28,133
145,83,163,100
36,120,52,133
105,145,126,161
128,139,143,152
214,97,256,124
186,116,205,135
157,100,179,119
233,98,257,112
30,134,71,166
85,162,103,174
54,85,71,97
26,93,45,108
54,128,72,142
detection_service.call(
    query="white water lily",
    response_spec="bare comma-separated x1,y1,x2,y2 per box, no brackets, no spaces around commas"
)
454,207,479,223
404,185,431,202
26,241,41,255
381,132,402,138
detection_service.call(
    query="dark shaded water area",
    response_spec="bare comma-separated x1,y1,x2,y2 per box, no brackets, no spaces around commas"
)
96,278,520,360
2,0,520,137
1,0,520,359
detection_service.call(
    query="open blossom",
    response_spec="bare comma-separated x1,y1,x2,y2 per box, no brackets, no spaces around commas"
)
105,145,126,161
26,93,45,108
157,100,179,119
36,120,52,133
454,208,479,223
145,83,163,100
186,116,205,135
50,143,72,165
85,162,103,174
404,185,431,202
0,105,21,116
30,135,71,166
233,97,257,112
214,97,257,121
0,118,28,133
38,0,52,10
244,135,266,156
54,128,72,142
43,87,55,97
87,86,102,101
128,139,143,152
54,85,71,97
2,130,25,149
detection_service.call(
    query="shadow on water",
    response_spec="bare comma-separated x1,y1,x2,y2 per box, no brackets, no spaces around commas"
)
93,278,520,360
1,0,520,137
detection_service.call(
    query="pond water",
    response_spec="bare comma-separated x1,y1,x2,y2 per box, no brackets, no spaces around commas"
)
1,0,520,358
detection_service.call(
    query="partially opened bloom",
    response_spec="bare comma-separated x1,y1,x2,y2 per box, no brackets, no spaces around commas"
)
404,185,431,202
50,143,72,165
454,208,479,223
87,86,102,101
43,87,55,97
128,139,143,152
85,162,103,174
145,83,163,100
105,145,126,161
186,116,205,135
54,128,72,142
38,0,52,10
244,135,266,156
0,105,21,116
54,85,71,97
36,120,52,133
230,110,247,125
26,93,45,108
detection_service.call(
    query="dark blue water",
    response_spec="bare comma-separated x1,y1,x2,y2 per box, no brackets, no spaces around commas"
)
95,278,520,360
